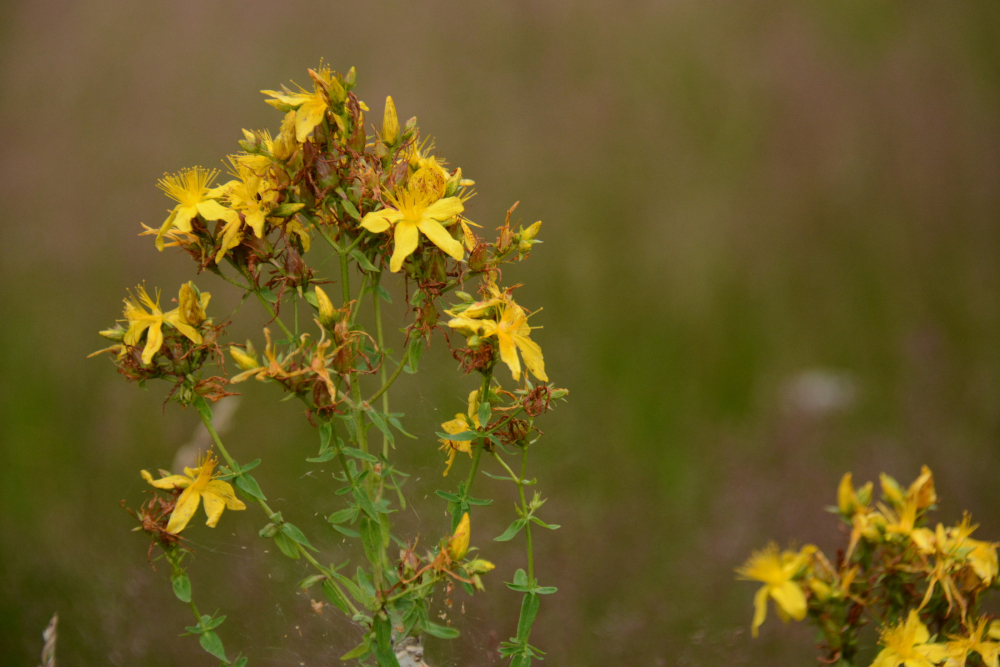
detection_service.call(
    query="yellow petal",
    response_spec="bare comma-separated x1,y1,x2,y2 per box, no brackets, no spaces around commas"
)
295,97,327,142
423,196,464,223
360,209,400,233
196,199,238,224
215,216,243,264
416,217,464,261
201,491,226,528
141,321,164,365
770,581,807,621
496,332,521,381
514,334,547,382
156,207,179,251
389,221,419,273
751,586,768,638
172,205,198,234
206,480,246,510
141,470,191,489
166,487,202,533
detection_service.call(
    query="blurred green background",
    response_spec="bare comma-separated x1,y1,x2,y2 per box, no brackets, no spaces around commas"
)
2,1,1000,665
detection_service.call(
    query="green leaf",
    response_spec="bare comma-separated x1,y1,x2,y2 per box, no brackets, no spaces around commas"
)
435,490,461,502
330,570,371,609
257,286,278,303
170,573,191,603
435,430,479,442
322,579,349,615
386,413,416,439
199,630,227,661
465,495,493,506
374,614,393,654
529,516,560,530
535,586,558,595
340,634,372,661
342,446,379,463
341,198,361,221
332,524,360,538
239,459,261,473
235,473,266,501
202,615,226,631
328,507,358,524
359,516,381,565
281,523,317,551
365,410,395,446
354,488,380,521
513,569,529,586
319,422,332,450
271,202,306,218
306,450,337,463
477,401,492,428
304,290,319,308
404,337,424,373
273,531,300,559
424,622,460,639
516,593,540,642
374,284,392,303
349,247,378,272
494,519,527,542
232,657,248,667
299,574,326,590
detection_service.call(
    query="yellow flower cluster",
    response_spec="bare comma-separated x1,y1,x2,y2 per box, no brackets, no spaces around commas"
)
740,466,1000,666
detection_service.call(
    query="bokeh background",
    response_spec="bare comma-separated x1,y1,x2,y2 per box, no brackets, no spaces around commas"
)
2,1,1000,665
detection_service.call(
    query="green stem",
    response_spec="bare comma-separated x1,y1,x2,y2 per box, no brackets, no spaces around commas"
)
384,574,441,604
462,368,494,497
491,448,534,581
521,447,534,581
252,288,294,340
196,407,359,616
367,357,406,405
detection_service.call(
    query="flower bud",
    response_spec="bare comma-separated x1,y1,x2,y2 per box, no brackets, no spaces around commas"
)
315,286,336,326
382,96,399,146
99,325,126,342
880,473,905,506
401,116,418,143
838,473,857,515
273,111,298,161
906,465,937,510
455,291,475,303
465,559,495,574
448,513,470,560
230,345,260,371
178,282,207,326
258,523,280,538
344,66,357,90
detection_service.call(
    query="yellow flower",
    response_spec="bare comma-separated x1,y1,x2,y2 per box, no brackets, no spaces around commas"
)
122,285,210,365
736,543,810,637
448,512,471,560
945,617,1000,667
447,288,547,383
262,65,340,143
214,160,281,262
359,166,465,273
154,167,238,251
141,453,246,533
438,390,481,476
872,610,948,667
